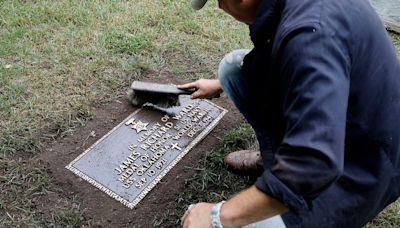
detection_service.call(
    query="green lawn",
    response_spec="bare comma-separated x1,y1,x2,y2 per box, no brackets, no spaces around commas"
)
0,0,399,226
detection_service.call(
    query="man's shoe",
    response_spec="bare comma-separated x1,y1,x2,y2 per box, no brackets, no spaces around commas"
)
224,150,264,176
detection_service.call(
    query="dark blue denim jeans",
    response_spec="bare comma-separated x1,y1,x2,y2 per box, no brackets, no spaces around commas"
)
218,49,286,228
218,49,275,168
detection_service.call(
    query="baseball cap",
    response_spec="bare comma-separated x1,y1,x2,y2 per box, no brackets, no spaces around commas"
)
191,0,209,10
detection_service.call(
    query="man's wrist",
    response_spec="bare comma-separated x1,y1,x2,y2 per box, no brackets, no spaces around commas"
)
211,201,226,228
219,201,237,228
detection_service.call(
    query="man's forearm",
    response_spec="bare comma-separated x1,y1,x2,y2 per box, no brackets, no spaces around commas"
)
220,185,288,227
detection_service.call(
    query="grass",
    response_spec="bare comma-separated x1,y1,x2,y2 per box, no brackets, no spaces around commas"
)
391,33,400,53
366,202,400,228
0,0,399,226
0,0,250,226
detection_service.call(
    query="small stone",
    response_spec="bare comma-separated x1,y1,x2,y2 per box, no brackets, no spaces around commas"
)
4,64,12,69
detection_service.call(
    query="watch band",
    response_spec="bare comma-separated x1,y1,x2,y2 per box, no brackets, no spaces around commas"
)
211,201,226,228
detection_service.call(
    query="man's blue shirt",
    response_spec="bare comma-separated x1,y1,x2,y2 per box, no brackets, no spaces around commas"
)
242,0,400,226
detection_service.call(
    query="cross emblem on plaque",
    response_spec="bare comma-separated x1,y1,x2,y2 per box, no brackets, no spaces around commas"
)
170,143,182,151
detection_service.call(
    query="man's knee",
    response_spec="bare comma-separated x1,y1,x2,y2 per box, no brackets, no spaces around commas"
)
218,49,250,94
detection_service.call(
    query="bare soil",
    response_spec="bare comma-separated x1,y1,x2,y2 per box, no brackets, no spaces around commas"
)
39,75,245,227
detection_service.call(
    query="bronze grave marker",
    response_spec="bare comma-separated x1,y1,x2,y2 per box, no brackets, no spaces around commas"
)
66,97,227,208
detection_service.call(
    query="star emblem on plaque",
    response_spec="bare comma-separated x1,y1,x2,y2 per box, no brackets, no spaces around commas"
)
131,120,148,133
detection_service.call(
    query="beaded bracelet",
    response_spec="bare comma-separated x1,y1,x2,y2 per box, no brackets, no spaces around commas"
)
211,201,226,228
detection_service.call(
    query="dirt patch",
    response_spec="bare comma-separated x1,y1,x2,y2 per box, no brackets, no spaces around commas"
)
39,76,245,226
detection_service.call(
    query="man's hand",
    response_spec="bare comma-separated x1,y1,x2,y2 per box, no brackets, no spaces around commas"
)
181,203,214,228
218,0,262,24
180,186,288,228
178,79,223,99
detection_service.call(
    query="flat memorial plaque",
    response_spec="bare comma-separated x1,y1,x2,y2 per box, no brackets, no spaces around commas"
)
66,97,227,209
